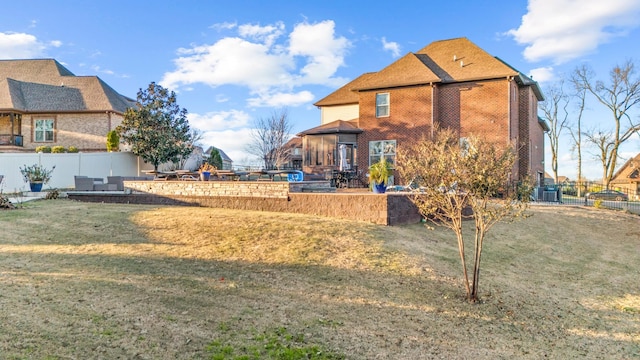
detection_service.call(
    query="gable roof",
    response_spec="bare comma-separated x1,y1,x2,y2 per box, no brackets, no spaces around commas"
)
314,73,376,107
204,146,233,163
0,59,135,114
355,53,441,90
611,153,640,183
415,37,518,82
317,37,544,105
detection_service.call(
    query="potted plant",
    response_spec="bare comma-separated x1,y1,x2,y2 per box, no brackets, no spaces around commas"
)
368,158,393,194
199,162,216,181
20,163,55,192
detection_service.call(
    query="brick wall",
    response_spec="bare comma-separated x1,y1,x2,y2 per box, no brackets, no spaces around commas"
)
70,181,422,226
439,79,510,143
357,85,434,184
22,112,122,151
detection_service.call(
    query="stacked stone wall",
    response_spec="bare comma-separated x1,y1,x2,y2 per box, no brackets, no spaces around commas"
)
68,180,421,226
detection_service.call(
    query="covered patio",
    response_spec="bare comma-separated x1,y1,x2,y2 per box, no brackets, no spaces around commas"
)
296,119,366,188
0,113,23,146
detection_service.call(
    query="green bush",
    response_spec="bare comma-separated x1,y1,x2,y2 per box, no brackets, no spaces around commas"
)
106,130,120,152
51,146,66,153
35,146,51,153
68,146,79,153
594,199,603,209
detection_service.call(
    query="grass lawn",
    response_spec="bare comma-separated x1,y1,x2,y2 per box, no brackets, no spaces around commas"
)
0,199,638,359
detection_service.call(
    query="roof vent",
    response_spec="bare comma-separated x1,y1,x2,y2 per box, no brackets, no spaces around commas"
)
460,60,464,68
453,55,457,62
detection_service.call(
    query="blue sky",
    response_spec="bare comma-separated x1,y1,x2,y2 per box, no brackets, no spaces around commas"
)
2,0,640,180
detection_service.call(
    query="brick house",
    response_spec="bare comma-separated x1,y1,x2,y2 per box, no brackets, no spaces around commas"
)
297,37,548,185
610,153,640,200
0,59,135,151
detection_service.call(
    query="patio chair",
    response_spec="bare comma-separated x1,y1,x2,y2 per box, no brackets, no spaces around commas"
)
74,176,94,191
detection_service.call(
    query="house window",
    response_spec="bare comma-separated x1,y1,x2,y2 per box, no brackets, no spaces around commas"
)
369,140,396,167
376,93,389,117
34,119,54,142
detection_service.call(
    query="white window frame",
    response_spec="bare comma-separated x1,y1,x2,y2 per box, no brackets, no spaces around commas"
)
376,93,390,118
369,139,396,167
34,119,55,142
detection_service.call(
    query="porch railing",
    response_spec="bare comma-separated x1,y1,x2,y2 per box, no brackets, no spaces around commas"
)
0,134,23,146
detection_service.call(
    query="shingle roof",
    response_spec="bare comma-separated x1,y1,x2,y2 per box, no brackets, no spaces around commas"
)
317,37,544,104
297,119,362,136
204,146,233,162
0,59,135,114
355,53,441,90
313,73,376,107
415,37,518,82
611,153,640,183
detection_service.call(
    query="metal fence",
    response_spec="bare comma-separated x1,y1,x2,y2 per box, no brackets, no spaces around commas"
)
532,181,640,214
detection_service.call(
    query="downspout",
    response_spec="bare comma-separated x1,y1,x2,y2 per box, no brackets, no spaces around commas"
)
507,76,513,143
431,82,435,139
107,111,112,130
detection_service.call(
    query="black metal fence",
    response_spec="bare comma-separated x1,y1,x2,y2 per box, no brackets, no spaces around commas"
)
532,181,640,214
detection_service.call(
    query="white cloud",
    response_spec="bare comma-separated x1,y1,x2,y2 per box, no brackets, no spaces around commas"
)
161,20,351,108
507,0,640,63
199,127,258,166
187,110,251,131
529,66,555,83
247,90,314,107
209,21,237,31
381,37,401,57
161,37,294,91
0,32,50,58
238,22,285,47
288,20,351,85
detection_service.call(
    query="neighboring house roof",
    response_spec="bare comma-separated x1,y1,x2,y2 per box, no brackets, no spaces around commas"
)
611,153,640,183
315,37,544,106
0,59,135,114
284,136,302,148
204,146,233,163
297,119,363,136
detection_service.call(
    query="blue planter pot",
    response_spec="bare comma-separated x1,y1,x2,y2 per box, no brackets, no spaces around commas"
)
29,182,43,192
372,182,387,194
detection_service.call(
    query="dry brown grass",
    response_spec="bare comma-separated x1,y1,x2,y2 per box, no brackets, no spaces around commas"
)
0,200,638,359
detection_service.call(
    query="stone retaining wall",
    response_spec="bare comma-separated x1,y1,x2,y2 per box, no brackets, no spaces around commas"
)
124,180,290,199
68,180,422,226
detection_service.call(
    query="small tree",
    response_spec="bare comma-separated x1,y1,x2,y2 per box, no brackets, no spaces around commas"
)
117,82,193,171
246,108,293,170
106,130,120,152
397,128,531,303
208,147,224,170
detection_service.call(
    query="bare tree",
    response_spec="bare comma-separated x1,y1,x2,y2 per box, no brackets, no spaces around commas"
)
572,61,640,187
246,108,293,170
567,81,587,196
540,80,570,184
397,128,531,303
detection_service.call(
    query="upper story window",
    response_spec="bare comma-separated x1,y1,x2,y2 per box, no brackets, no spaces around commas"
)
376,93,389,118
34,119,54,142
